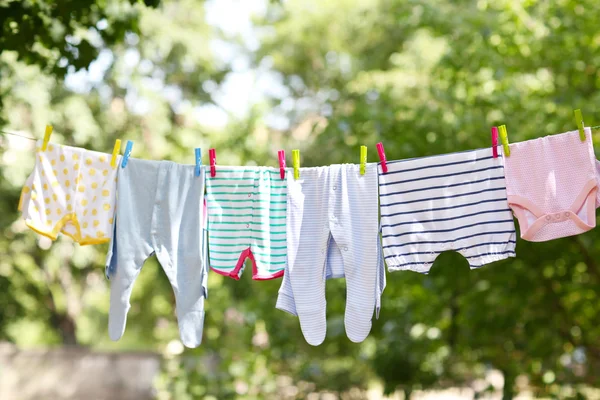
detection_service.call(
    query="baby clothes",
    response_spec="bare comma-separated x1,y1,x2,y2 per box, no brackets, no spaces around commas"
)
504,128,599,242
284,164,381,346
276,227,386,320
19,141,119,245
379,148,516,274
105,159,208,348
205,166,287,280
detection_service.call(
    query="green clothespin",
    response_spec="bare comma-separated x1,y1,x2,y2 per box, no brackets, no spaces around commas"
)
292,149,300,180
41,125,53,151
360,145,367,175
111,139,121,168
498,125,510,157
574,109,585,142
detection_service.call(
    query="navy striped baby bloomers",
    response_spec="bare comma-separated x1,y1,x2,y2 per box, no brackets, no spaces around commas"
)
378,147,517,274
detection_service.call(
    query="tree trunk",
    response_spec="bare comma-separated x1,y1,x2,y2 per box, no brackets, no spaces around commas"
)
502,369,514,400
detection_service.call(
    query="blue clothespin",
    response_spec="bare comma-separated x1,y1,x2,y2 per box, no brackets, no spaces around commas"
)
121,140,133,168
195,148,202,177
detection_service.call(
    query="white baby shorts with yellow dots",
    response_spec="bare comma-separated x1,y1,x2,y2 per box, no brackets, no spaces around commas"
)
19,140,120,245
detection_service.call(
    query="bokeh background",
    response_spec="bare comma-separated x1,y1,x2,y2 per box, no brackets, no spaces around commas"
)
1,0,600,399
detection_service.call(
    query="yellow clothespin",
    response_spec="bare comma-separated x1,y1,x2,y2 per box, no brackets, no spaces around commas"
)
498,125,510,157
360,145,367,175
574,109,586,142
110,139,122,168
292,149,300,180
41,125,53,151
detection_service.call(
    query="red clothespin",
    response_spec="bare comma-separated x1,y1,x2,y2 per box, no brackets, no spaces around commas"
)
209,148,216,177
376,142,388,173
278,150,286,180
491,127,499,158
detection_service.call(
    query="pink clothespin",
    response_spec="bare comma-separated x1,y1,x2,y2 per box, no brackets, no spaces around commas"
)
376,142,388,173
491,127,499,158
209,148,216,177
278,150,286,180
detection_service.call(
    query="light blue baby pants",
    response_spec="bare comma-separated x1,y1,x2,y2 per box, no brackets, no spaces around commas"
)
105,158,208,348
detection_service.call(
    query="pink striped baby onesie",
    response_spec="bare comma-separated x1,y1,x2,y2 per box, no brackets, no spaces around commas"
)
503,128,599,242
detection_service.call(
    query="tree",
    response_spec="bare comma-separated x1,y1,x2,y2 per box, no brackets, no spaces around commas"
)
0,0,159,76
3,0,359,398
255,0,600,397
3,0,600,398
0,0,160,125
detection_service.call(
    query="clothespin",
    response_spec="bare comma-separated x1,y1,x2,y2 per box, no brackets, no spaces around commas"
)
498,125,510,157
491,127,499,158
110,139,122,168
376,142,388,173
292,149,300,180
195,148,202,177
278,150,286,180
41,125,53,151
209,148,216,177
574,109,586,142
121,140,133,168
360,145,367,175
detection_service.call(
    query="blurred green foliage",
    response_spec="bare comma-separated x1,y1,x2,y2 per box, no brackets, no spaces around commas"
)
0,0,159,75
1,0,600,399
0,0,160,125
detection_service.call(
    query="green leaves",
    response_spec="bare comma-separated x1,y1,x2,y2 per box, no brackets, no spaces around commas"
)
2,0,600,397
0,0,159,78
254,0,600,396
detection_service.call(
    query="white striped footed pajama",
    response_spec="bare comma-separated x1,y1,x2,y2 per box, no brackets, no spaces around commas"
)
276,224,386,320
282,163,381,346
379,147,517,274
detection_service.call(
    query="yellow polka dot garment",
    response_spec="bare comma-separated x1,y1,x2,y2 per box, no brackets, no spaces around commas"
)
18,141,120,245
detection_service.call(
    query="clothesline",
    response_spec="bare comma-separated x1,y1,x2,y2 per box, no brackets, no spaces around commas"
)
4,126,600,144
0,129,37,141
